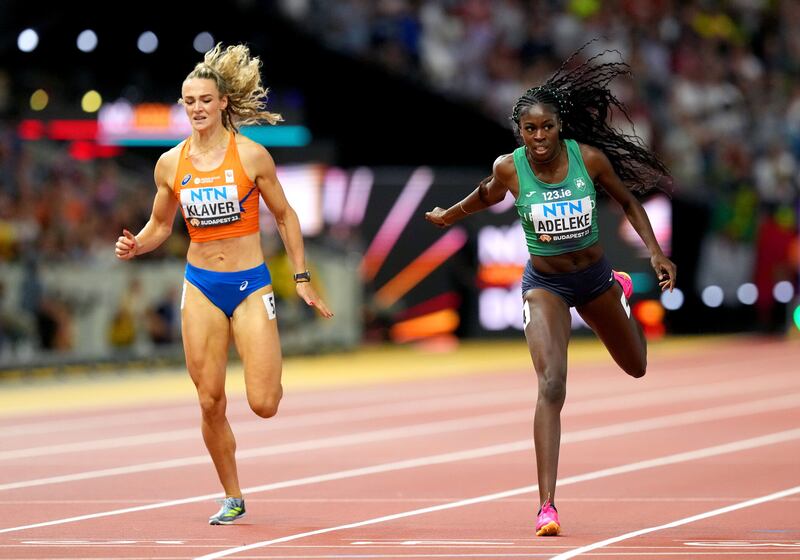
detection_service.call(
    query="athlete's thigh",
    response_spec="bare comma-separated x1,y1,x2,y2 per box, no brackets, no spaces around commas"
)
230,285,282,399
524,288,572,375
181,281,231,393
576,284,644,366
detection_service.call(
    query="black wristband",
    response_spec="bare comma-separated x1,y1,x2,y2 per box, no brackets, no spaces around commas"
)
294,271,311,283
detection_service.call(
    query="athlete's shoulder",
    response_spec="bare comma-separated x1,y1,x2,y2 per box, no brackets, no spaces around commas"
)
493,153,516,177
236,134,274,165
576,142,610,175
154,141,185,188
159,140,185,164
236,133,269,156
235,134,276,181
576,141,604,163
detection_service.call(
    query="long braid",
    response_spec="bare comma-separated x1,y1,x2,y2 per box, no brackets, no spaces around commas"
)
511,44,670,194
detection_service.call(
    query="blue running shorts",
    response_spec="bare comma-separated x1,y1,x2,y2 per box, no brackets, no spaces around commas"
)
184,262,272,317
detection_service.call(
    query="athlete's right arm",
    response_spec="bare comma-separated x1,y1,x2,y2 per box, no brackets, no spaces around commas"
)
115,153,179,260
424,154,515,228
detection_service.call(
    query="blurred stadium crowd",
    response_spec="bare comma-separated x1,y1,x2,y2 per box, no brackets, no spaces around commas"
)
285,0,800,200
1,0,799,358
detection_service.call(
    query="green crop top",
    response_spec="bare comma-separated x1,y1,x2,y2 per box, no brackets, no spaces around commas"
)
513,139,599,256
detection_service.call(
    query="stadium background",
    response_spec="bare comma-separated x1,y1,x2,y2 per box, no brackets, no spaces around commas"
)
0,0,798,371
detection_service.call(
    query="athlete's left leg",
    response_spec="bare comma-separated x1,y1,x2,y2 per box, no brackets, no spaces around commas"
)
231,285,283,418
577,283,647,378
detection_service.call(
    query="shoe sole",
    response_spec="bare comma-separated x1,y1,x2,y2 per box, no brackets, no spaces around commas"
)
209,513,246,525
536,521,561,536
614,271,633,299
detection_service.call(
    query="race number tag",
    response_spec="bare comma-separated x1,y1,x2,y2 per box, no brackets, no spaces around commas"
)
180,185,241,227
262,292,276,320
620,289,631,319
526,196,593,242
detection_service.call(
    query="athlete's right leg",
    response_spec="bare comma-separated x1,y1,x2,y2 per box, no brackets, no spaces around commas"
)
181,281,240,498
523,288,572,511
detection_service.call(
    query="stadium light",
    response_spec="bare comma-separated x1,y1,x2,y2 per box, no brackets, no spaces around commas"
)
661,287,684,310
137,31,158,53
701,285,724,308
82,91,103,113
773,281,795,304
736,283,758,305
18,29,39,52
193,32,215,53
77,30,98,52
30,89,49,111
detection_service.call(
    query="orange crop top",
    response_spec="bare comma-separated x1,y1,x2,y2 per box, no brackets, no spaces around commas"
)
173,132,260,242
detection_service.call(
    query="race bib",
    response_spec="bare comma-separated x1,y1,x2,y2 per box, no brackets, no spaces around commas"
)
527,196,593,242
180,185,241,227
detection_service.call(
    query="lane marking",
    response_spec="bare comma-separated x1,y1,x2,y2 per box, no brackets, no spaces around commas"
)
5,355,796,462
0,380,524,437
0,441,530,534
2,392,798,493
193,428,800,559
552,486,800,559
5,417,797,535
3,351,795,440
686,540,800,547
0,387,536,459
0,409,529,489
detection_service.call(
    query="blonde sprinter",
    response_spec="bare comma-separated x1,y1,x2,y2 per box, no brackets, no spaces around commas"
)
116,44,333,525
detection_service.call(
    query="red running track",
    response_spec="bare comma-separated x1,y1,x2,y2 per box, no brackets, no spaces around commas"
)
0,336,799,559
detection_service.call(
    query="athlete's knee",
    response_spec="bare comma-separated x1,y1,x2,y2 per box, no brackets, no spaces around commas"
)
249,387,282,419
198,392,226,419
537,368,567,406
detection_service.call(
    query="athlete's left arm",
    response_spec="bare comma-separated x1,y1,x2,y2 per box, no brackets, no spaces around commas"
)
583,145,676,292
242,141,333,318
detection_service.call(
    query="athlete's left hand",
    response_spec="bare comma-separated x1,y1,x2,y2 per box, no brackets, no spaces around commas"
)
651,253,677,292
296,282,334,318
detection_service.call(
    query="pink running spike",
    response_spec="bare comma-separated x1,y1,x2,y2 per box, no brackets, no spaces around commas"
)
613,270,633,299
535,498,561,536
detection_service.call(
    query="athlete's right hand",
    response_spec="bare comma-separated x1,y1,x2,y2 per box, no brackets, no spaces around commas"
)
424,207,450,229
115,229,138,260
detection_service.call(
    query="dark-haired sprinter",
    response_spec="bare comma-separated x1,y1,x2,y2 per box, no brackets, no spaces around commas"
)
425,45,676,536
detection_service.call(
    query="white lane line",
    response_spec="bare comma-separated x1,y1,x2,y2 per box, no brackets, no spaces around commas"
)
4,358,797,456
0,387,533,460
0,406,200,438
0,410,529,492
0,382,524,439
3,391,797,492
0,409,530,489
3,422,796,539
551,486,800,559
3,353,794,442
193,428,800,559
0,440,529,534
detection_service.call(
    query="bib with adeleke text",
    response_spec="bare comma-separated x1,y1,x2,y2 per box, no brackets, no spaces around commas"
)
513,138,599,256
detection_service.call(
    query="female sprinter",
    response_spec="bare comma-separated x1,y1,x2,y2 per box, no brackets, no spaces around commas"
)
115,44,333,525
425,48,676,536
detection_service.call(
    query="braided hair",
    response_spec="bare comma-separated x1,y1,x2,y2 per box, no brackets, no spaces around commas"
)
511,44,670,194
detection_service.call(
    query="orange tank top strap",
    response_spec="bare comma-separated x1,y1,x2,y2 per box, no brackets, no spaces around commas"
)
174,131,261,243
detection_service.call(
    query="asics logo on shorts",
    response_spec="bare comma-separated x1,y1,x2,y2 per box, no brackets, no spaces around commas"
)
239,280,248,291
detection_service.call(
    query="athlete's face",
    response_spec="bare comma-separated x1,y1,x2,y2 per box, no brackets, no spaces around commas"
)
518,104,561,163
181,78,228,132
